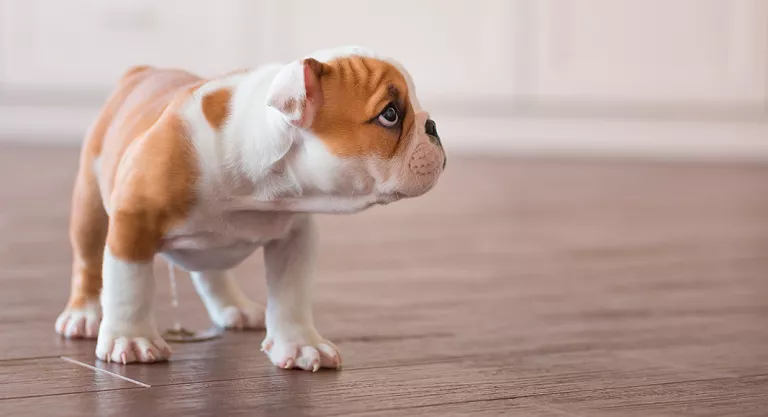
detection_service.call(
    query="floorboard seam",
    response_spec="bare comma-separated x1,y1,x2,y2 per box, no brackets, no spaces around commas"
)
0,355,65,362
515,374,768,401
329,395,567,417
0,386,145,402
59,356,151,388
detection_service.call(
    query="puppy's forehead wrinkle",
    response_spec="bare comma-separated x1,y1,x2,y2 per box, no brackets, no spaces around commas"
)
358,57,372,74
329,56,404,95
348,57,369,81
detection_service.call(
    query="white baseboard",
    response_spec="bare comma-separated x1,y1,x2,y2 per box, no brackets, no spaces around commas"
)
2,105,768,162
439,115,768,162
0,105,96,145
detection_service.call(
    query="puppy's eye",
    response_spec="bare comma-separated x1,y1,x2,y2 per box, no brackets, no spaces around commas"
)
377,104,399,127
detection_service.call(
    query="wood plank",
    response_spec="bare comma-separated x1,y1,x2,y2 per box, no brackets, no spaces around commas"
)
0,358,138,400
618,340,768,378
531,375,768,417
338,398,577,417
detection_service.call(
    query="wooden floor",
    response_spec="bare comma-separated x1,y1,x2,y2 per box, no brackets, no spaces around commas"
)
1,146,767,417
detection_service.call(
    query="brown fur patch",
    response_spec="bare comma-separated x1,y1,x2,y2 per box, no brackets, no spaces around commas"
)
201,88,232,129
106,113,199,261
308,56,415,159
97,68,202,203
71,67,202,268
66,153,109,307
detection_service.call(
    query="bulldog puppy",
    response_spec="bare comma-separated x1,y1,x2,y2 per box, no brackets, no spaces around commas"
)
54,46,445,370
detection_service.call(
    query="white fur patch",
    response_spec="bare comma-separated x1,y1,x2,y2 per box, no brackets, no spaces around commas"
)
190,270,264,330
266,60,308,123
96,248,170,363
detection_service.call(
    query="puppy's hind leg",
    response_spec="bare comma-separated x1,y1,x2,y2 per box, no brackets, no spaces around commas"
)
55,151,107,339
191,270,265,330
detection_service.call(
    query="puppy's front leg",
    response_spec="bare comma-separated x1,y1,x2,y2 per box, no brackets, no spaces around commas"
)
261,215,341,371
95,247,171,364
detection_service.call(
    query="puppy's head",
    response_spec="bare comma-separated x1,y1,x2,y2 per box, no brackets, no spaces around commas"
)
266,50,445,209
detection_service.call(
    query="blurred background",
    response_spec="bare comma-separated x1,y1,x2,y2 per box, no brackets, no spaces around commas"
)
0,0,766,159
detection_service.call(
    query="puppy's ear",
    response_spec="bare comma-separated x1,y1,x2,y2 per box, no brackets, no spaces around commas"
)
266,58,329,128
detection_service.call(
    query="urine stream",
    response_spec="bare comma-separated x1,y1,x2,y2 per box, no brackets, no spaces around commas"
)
161,260,223,343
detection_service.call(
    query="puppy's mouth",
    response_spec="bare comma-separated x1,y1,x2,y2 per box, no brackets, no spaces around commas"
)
379,192,406,205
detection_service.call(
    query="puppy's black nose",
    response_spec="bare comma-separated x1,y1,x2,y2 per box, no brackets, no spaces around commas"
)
425,119,438,138
424,119,446,169
425,119,442,149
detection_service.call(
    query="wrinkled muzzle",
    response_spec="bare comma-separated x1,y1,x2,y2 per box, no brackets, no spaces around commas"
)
394,112,445,198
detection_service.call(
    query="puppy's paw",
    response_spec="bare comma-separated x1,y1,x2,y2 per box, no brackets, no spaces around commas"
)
95,324,171,364
55,300,101,339
211,300,265,331
262,330,341,371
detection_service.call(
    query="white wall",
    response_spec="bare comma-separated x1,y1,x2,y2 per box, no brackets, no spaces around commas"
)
1,0,767,160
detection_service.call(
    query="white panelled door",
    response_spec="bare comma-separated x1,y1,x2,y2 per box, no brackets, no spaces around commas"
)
273,0,520,102
1,0,767,155
0,0,244,90
526,0,768,106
